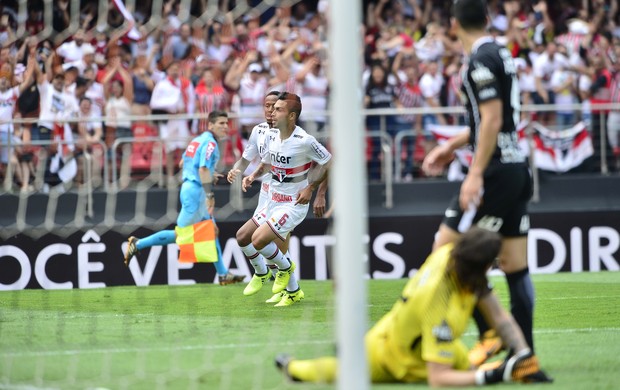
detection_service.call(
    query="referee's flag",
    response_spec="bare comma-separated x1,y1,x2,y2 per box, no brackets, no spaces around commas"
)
175,220,218,263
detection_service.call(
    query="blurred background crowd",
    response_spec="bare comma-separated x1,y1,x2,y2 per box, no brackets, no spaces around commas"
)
0,0,619,192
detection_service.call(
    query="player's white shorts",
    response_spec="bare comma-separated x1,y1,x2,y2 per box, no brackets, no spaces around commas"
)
265,200,309,241
255,181,270,215
160,119,190,151
253,190,309,241
251,181,271,227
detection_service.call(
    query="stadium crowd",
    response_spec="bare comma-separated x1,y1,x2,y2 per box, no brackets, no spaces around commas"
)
0,0,619,192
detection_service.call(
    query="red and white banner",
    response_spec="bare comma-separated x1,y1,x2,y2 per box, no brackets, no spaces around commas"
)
429,121,593,178
111,0,141,40
522,121,593,173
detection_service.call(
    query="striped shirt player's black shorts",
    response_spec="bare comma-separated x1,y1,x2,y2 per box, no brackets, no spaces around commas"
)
442,164,533,237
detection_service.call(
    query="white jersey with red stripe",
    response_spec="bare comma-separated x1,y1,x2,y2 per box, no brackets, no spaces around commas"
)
243,121,277,181
261,125,331,200
243,121,278,215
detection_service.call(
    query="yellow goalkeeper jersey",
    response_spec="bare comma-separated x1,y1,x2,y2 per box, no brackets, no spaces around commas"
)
367,243,477,382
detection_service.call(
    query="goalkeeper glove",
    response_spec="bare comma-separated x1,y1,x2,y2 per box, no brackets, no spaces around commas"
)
475,348,553,385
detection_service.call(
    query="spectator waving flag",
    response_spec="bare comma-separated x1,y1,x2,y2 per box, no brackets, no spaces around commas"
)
111,0,142,40
175,220,218,263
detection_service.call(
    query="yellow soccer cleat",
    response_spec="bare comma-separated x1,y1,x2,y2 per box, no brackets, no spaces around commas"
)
274,288,304,307
469,330,504,367
266,291,286,303
243,272,272,296
272,261,296,294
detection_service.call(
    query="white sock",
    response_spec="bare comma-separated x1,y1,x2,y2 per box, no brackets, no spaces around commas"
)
241,244,267,274
266,260,278,276
286,273,299,292
259,242,291,270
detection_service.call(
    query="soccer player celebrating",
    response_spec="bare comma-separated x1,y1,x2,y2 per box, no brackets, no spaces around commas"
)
275,228,552,386
124,111,245,286
422,0,535,366
240,92,331,306
228,91,329,304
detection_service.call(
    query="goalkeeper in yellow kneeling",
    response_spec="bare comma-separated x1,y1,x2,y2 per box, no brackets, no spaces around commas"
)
275,227,552,386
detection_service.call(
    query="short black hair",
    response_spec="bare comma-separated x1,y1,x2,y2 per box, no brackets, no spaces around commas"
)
266,90,280,97
208,110,228,123
452,0,488,31
277,92,302,121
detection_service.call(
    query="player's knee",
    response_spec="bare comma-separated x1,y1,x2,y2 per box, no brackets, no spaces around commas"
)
236,228,251,246
251,233,268,251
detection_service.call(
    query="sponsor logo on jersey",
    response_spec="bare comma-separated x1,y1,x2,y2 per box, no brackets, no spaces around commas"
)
311,141,327,159
478,87,498,100
272,192,293,203
270,152,291,165
293,134,304,139
432,320,454,342
477,216,504,232
205,141,217,160
471,65,495,87
185,141,200,158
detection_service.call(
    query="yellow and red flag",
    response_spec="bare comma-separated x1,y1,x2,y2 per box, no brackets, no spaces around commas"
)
175,220,218,263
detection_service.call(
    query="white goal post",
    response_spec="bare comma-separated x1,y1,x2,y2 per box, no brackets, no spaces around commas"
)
329,1,369,389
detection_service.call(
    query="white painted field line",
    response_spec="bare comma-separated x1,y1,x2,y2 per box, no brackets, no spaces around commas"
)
0,339,333,357
2,327,618,358
0,385,60,390
543,295,620,300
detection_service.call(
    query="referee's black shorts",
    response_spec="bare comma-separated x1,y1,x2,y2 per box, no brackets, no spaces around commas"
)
442,164,532,237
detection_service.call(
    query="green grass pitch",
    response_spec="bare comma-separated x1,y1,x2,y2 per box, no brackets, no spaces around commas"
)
1,272,619,389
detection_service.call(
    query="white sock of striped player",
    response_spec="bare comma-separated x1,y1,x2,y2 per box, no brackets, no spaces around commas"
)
266,250,291,276
258,242,291,270
266,260,278,276
286,273,299,292
240,244,268,275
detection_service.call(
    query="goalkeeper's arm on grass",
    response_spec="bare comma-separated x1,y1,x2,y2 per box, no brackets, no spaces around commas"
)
426,291,552,387
473,292,553,385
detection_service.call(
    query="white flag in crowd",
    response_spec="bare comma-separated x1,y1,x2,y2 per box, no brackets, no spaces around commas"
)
111,0,142,40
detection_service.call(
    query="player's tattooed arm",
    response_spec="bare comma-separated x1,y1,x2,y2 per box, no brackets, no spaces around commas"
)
297,161,330,205
477,292,529,353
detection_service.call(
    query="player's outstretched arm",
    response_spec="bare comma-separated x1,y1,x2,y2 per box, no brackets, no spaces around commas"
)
475,292,553,384
227,157,251,183
422,128,470,176
242,163,269,192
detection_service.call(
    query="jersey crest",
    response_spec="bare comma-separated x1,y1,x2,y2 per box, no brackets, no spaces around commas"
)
185,141,200,158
